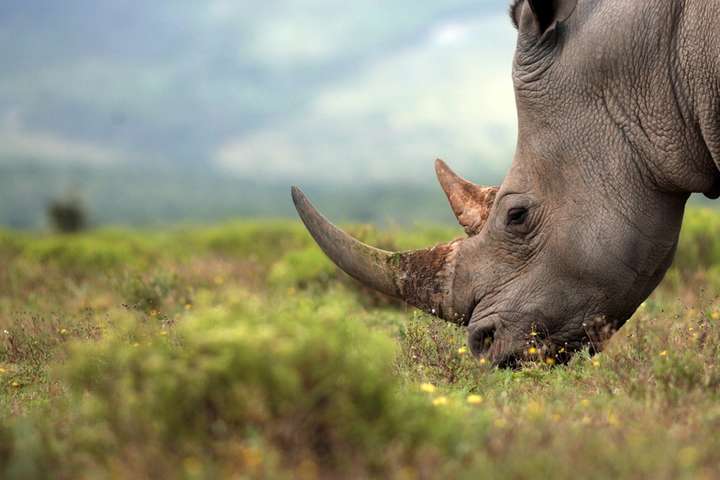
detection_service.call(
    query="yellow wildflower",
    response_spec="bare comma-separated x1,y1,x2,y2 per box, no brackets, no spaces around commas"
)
420,383,436,394
527,347,538,355
432,396,449,406
526,401,544,416
297,459,318,480
183,457,202,475
607,412,620,426
10,381,20,388
59,328,68,336
592,360,600,368
678,447,698,467
545,357,556,366
466,394,483,405
659,350,668,357
457,346,468,355
240,446,263,468
479,357,488,365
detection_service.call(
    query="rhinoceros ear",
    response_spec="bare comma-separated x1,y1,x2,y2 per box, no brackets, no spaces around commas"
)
435,159,498,237
525,0,577,33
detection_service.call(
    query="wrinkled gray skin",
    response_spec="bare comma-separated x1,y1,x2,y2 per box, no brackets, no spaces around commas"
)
294,0,720,366
464,0,720,364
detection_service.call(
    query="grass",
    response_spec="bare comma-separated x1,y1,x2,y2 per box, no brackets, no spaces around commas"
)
1,210,720,478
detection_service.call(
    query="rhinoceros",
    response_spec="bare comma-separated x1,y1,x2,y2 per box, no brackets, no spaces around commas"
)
291,0,720,365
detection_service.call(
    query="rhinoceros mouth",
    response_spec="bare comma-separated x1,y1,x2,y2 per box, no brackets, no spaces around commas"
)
467,313,530,367
467,309,579,367
475,311,624,367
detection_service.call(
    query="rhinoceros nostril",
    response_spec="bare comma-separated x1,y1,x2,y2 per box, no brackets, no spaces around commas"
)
467,321,496,357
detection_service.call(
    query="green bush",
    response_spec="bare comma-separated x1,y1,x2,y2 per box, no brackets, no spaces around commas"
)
268,247,337,290
23,237,137,274
0,298,475,478
0,229,26,259
11,228,185,277
185,221,310,263
674,208,720,272
118,271,190,313
397,314,485,386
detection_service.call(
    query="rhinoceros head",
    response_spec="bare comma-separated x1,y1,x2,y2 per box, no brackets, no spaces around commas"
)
292,0,715,365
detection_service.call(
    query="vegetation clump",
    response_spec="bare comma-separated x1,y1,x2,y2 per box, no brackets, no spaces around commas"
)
47,196,88,234
1,209,720,478
1,298,476,478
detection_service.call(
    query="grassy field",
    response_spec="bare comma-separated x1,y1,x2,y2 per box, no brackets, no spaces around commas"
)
2,210,720,478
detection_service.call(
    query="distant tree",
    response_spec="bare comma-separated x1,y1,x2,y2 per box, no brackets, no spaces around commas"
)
47,196,88,233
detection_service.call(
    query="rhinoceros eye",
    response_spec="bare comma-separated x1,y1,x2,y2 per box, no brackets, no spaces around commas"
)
507,207,528,226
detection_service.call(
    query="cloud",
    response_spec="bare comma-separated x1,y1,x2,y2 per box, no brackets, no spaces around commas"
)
216,14,517,184
0,0,516,183
207,1,506,67
430,22,472,46
0,114,125,165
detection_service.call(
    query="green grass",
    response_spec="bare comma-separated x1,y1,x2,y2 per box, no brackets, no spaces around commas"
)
2,210,720,478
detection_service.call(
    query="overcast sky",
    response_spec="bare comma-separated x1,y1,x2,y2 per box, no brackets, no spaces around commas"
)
0,0,518,185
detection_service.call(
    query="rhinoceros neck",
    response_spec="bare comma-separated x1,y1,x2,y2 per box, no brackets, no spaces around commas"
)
604,0,720,198
678,0,720,197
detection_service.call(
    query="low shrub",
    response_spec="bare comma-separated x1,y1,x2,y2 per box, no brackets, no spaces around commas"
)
268,247,337,290
397,313,485,386
118,271,190,313
185,221,310,263
0,298,477,478
22,237,136,274
674,208,720,273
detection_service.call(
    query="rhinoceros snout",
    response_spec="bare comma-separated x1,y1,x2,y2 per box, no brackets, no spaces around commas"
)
467,318,496,358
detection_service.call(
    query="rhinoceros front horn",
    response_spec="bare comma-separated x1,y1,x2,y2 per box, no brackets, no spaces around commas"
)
291,186,466,323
